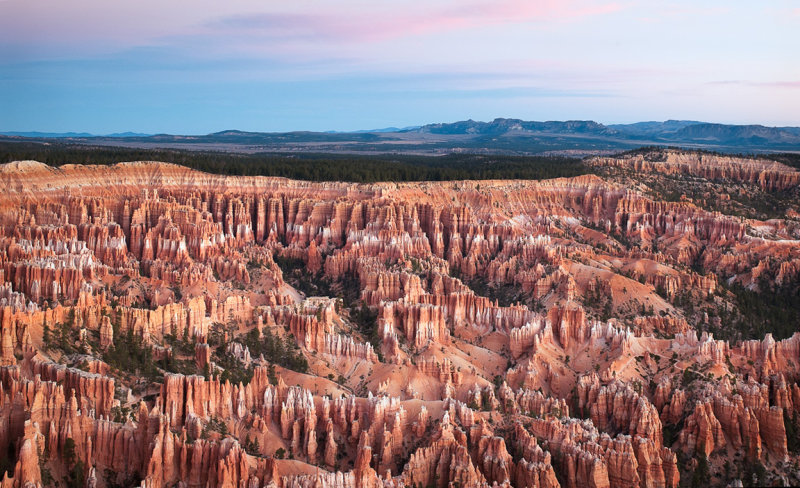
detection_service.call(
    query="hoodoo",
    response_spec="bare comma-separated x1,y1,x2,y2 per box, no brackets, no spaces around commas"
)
0,150,798,487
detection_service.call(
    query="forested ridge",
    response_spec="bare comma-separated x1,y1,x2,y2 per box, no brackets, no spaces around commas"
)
0,140,589,182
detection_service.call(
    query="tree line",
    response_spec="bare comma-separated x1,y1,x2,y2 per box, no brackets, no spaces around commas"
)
0,140,589,182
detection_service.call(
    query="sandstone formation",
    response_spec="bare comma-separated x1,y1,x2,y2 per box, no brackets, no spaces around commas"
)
0,152,797,487
590,149,800,191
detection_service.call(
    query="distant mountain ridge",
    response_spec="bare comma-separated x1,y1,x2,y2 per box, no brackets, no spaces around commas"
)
412,118,617,136
607,120,703,136
412,118,800,145
669,123,800,144
3,119,800,154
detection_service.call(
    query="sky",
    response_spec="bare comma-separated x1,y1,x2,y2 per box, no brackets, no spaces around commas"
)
0,0,798,134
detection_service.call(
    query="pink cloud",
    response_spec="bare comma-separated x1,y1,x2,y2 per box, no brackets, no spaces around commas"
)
755,81,800,89
0,0,625,62
208,0,625,44
708,80,800,89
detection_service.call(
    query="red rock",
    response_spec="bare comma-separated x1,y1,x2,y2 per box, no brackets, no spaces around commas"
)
99,315,113,349
590,150,800,191
679,402,726,457
0,157,797,487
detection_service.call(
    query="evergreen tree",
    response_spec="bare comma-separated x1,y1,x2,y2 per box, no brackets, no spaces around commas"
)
42,319,51,350
691,445,710,488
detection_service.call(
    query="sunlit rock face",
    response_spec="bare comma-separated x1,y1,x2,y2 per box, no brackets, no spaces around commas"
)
0,151,798,487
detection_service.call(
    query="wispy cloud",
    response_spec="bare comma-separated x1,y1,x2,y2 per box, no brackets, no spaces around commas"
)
204,0,624,45
1,0,798,131
709,80,800,89
0,0,625,61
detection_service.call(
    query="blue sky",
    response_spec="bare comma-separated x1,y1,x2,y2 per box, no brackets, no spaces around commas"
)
1,0,798,133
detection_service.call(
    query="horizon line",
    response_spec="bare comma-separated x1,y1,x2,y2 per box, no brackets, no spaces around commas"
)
6,117,800,137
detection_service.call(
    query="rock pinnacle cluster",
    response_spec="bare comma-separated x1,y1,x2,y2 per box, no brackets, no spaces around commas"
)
0,150,798,487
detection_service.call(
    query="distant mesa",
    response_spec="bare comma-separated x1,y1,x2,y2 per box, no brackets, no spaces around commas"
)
412,118,617,135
